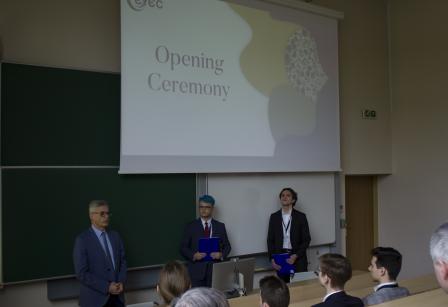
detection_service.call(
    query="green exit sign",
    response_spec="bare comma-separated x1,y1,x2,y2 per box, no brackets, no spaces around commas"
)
362,109,377,119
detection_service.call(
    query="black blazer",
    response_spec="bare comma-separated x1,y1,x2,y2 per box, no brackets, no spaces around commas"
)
267,209,311,272
180,218,231,280
312,291,364,307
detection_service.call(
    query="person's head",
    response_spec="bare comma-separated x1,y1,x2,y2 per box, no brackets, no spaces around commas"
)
89,200,110,231
157,260,191,305
368,247,403,282
317,253,352,291
175,287,229,307
279,188,297,208
430,222,448,293
198,194,215,220
259,275,290,307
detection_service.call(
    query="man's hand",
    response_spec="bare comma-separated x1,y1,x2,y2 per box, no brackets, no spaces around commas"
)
108,282,121,295
210,252,222,260
286,254,298,265
193,252,207,261
116,282,124,294
271,259,282,271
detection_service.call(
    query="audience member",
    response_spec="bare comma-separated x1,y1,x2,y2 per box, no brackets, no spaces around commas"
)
157,260,191,306
259,275,290,307
312,253,363,307
362,247,409,305
175,287,229,307
430,221,448,293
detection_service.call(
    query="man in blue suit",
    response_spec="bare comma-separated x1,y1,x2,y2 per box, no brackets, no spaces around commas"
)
73,200,127,307
180,195,231,287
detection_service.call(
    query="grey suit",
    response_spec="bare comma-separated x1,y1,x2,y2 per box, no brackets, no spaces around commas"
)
362,284,410,306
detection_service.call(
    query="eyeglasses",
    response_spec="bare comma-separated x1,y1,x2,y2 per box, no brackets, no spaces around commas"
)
92,211,112,217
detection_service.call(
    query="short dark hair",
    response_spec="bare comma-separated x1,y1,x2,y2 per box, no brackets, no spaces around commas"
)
279,188,298,206
319,253,352,289
259,275,290,307
371,247,403,280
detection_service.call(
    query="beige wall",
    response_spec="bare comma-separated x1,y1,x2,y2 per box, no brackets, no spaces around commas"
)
313,0,391,174
377,0,448,278
0,0,120,72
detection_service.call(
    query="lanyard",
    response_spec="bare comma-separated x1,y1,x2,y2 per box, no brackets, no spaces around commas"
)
282,216,291,233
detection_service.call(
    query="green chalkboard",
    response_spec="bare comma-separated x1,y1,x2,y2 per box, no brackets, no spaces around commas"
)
1,63,120,166
1,63,197,283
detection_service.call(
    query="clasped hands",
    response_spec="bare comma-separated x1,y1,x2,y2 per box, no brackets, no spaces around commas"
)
108,282,124,295
193,251,222,261
271,254,297,271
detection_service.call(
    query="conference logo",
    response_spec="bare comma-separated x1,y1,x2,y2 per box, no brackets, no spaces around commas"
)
127,0,163,11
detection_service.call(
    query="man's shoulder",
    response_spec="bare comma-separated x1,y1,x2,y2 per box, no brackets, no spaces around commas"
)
183,219,201,232
107,229,122,239
363,286,410,305
345,294,364,306
328,292,363,307
270,210,282,218
212,219,226,228
292,209,307,218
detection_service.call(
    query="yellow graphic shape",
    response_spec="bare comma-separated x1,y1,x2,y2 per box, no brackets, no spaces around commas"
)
229,3,300,97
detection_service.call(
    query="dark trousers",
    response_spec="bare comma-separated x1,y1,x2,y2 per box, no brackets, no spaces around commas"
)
191,262,213,288
103,295,124,307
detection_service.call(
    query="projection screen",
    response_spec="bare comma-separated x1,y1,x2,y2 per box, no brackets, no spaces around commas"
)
120,0,340,173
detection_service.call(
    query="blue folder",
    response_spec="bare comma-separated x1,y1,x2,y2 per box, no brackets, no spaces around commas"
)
198,237,220,261
273,253,296,276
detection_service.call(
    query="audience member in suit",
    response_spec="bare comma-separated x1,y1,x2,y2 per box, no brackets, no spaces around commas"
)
180,195,231,287
312,253,364,307
259,275,290,307
430,221,448,293
73,200,127,307
362,247,409,305
267,187,311,283
157,260,191,306
175,287,229,307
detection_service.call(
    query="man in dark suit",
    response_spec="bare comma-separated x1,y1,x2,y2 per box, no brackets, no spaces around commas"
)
267,187,311,283
73,200,127,307
312,253,364,307
180,194,231,287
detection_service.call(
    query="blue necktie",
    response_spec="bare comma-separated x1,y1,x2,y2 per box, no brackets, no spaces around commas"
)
101,232,115,270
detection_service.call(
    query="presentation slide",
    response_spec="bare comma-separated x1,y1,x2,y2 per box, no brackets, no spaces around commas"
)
120,0,340,173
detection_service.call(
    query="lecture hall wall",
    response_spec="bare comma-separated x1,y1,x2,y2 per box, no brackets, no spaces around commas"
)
1,0,447,306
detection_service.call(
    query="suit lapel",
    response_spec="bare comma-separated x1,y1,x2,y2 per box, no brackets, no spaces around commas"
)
290,209,296,236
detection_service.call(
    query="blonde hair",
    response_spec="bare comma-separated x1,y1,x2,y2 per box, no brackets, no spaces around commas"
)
158,261,190,305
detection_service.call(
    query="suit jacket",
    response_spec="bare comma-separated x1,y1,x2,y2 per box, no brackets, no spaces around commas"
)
180,218,231,281
73,227,127,307
312,291,364,307
267,209,311,272
362,284,410,306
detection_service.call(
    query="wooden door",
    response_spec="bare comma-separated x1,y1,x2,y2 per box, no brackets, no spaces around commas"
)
345,176,376,271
